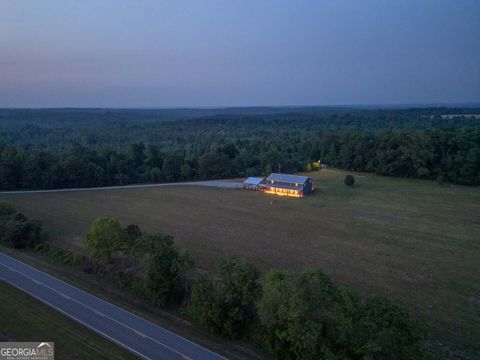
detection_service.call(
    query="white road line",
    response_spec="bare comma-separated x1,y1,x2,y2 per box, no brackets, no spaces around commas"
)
0,261,193,360
0,253,226,359
94,309,105,317
134,330,148,338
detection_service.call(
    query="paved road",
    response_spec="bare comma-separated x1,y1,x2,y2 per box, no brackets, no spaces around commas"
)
0,180,243,195
0,252,226,360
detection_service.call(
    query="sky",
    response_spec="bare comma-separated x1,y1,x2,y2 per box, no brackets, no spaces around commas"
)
1,0,479,107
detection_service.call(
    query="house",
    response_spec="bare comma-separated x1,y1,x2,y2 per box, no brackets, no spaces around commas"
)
242,173,314,197
243,177,265,190
263,173,313,197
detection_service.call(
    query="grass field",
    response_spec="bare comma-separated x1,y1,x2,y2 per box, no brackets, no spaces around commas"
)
0,280,136,359
2,169,479,358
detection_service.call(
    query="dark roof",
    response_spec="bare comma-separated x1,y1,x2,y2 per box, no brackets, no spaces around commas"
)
243,177,265,185
267,173,310,184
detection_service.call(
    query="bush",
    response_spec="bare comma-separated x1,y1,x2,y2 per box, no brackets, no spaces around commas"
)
187,257,260,338
34,243,82,266
344,174,355,186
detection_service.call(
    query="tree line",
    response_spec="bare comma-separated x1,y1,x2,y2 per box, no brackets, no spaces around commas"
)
0,204,426,359
0,125,479,189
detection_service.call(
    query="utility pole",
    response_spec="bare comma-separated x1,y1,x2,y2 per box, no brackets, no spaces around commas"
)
278,163,281,173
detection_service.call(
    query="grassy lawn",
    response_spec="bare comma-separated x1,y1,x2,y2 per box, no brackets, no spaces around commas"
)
2,169,479,358
0,280,136,360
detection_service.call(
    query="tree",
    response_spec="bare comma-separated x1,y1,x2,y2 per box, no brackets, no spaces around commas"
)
85,217,124,263
344,174,355,186
127,143,146,168
351,297,425,359
122,224,142,253
256,271,332,359
144,144,162,169
124,223,142,241
53,144,106,188
256,269,425,360
147,167,162,182
188,257,260,338
198,151,230,180
180,162,193,180
260,146,281,175
0,202,44,249
162,153,183,182
0,213,44,248
137,234,194,306
0,145,24,190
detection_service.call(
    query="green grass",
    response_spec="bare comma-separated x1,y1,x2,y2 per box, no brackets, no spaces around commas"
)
0,280,136,360
2,169,479,359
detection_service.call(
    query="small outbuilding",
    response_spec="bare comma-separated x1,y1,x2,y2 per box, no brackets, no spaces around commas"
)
243,177,265,190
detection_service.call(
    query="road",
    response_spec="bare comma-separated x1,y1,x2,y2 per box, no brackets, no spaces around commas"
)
0,252,226,360
0,180,243,195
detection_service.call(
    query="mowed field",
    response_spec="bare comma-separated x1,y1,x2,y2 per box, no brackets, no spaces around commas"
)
2,169,479,358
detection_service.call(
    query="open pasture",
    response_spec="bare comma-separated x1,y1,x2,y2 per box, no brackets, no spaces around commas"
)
2,169,480,357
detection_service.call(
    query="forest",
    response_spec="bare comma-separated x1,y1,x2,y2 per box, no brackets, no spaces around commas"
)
0,107,479,190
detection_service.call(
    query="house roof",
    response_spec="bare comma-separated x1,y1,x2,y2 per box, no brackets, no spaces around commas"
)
243,177,265,185
267,173,310,184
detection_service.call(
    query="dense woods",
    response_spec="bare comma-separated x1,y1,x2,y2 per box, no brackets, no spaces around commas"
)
0,108,479,190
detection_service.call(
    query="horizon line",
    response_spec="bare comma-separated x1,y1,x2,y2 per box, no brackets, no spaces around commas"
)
1,102,480,110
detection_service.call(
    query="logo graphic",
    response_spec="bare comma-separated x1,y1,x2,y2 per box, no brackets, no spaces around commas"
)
0,342,54,360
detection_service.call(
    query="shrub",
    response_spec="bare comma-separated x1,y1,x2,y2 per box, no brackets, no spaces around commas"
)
344,174,355,186
34,243,81,266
